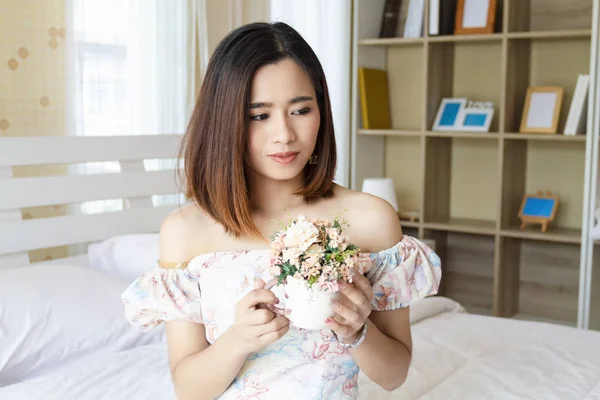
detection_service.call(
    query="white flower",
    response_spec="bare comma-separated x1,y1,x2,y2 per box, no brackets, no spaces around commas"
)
283,215,319,252
283,246,302,266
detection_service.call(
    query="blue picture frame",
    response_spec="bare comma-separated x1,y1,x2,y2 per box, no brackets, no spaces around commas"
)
432,98,467,131
458,107,494,132
518,193,559,232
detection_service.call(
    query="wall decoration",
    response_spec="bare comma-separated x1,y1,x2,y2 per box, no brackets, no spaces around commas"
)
457,101,494,132
518,191,559,232
454,0,497,35
519,86,564,134
432,98,467,131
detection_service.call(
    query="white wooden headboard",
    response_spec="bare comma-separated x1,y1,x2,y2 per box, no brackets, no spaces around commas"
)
0,134,184,268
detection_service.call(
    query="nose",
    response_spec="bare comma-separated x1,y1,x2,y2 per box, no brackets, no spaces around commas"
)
272,113,296,144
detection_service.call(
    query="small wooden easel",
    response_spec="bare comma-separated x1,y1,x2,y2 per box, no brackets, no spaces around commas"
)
518,191,559,233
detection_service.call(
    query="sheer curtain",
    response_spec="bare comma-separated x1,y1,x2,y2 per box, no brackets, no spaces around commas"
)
66,0,207,213
270,0,352,187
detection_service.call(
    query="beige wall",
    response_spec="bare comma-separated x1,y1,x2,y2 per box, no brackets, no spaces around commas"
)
206,0,270,56
0,0,68,262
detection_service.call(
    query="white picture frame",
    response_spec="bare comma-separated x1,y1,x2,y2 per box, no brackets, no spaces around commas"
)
432,98,468,131
457,106,495,132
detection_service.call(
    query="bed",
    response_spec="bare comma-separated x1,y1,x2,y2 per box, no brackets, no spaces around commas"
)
1,135,600,400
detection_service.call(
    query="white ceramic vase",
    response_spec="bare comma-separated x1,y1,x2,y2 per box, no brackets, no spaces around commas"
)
280,276,339,330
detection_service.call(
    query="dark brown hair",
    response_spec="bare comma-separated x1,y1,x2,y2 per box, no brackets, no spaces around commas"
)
181,22,337,239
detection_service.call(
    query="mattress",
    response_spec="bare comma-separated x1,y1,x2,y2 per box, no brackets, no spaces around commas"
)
2,299,600,400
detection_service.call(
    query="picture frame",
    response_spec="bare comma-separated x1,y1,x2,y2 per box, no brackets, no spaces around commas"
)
454,0,497,35
519,86,564,134
518,191,559,232
457,102,495,132
432,98,467,131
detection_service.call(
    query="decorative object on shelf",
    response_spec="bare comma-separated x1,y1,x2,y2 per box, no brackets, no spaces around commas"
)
432,98,467,131
403,0,425,38
399,211,419,222
429,0,457,36
519,86,564,134
564,74,590,136
518,191,559,233
454,0,497,35
358,67,391,130
361,177,399,211
457,101,495,132
379,0,402,38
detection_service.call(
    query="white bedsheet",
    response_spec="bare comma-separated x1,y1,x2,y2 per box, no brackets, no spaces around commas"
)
3,300,600,400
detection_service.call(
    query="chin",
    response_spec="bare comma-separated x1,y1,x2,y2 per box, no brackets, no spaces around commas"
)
259,167,305,182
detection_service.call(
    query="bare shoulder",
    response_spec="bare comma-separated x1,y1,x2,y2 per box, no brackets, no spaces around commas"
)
159,203,216,263
332,185,403,253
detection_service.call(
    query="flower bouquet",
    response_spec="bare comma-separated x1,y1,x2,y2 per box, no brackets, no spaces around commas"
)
268,214,364,330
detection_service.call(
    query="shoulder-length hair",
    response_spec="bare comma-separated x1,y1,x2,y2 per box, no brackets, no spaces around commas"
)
180,22,337,239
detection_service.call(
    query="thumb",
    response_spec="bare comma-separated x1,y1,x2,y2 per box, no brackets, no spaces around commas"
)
254,277,266,290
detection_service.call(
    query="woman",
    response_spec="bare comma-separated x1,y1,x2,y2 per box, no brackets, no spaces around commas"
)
122,22,441,400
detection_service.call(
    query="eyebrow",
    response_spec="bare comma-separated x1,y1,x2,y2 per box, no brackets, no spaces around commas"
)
249,96,314,109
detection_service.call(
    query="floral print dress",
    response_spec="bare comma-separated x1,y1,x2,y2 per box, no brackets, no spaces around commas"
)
121,235,441,400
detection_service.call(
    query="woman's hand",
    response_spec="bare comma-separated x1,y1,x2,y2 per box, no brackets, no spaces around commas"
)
325,272,373,343
231,278,290,354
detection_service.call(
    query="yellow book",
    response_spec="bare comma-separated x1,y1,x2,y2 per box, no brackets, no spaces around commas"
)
358,67,391,130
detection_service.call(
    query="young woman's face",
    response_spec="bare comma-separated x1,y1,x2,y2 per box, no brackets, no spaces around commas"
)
246,58,320,182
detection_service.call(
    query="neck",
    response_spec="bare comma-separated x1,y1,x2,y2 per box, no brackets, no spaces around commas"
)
248,171,305,217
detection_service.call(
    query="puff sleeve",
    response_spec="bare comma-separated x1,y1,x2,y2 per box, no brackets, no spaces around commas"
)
364,236,441,311
121,268,203,331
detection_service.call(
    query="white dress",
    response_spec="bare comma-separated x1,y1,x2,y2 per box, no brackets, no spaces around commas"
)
122,235,441,399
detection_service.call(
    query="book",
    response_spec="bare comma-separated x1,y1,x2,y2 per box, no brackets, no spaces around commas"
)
564,74,590,135
439,0,457,35
403,0,425,38
358,68,391,130
379,0,403,38
429,0,440,36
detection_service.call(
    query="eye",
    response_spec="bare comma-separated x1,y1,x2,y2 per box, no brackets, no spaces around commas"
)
292,107,311,116
250,113,269,121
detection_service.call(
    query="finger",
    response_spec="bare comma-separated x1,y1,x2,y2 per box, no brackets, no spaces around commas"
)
263,278,278,291
241,289,279,309
265,303,286,316
357,254,373,273
254,278,266,289
339,282,371,314
258,322,290,346
254,315,290,336
351,273,374,302
246,309,276,326
325,318,353,339
331,299,363,328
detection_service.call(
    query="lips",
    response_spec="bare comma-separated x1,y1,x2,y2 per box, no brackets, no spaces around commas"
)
268,151,299,165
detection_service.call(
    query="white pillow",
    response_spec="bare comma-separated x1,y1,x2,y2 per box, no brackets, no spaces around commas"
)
409,296,466,325
87,233,160,281
0,264,164,386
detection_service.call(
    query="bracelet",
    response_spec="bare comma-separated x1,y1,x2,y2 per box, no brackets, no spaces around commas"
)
332,322,368,349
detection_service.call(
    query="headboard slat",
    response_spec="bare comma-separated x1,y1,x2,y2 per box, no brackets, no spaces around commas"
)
0,206,176,256
0,135,183,167
0,170,182,210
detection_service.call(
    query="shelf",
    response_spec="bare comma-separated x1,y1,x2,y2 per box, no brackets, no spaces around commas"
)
500,226,581,244
429,33,503,43
399,220,419,229
508,29,592,40
425,131,500,140
503,133,587,142
357,129,421,137
422,218,496,235
358,37,424,46
358,30,592,47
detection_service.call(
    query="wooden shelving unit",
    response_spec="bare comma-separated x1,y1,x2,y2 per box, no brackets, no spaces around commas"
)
351,0,596,327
